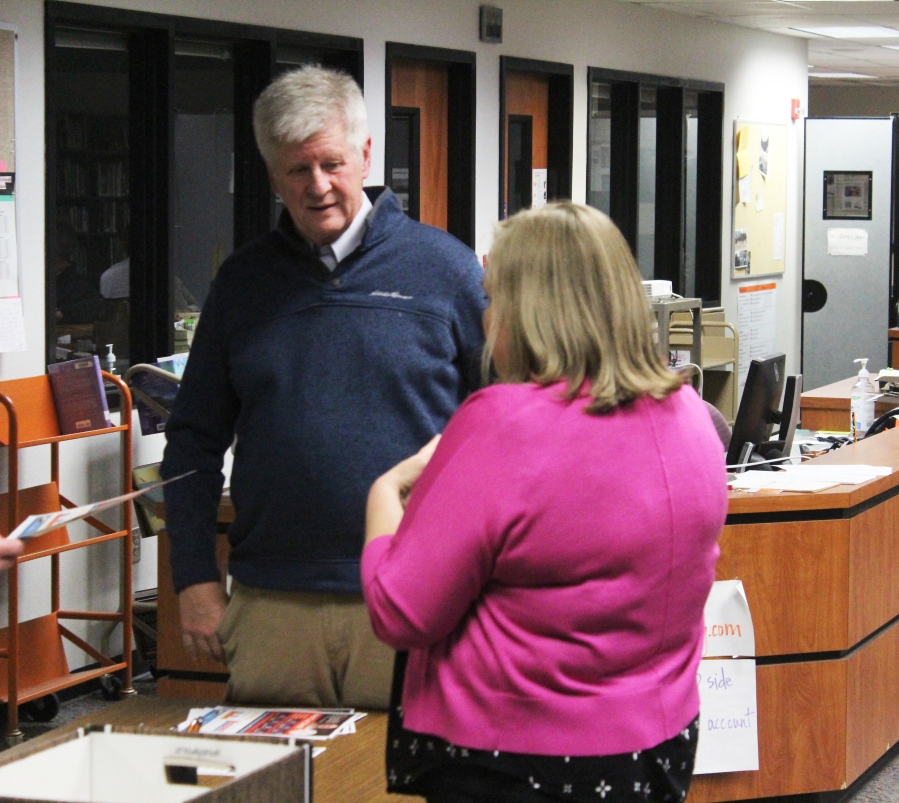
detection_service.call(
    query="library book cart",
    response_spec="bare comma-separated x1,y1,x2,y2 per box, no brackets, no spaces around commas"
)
0,372,134,744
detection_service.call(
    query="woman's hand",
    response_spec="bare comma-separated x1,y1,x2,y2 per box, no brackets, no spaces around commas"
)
0,537,24,571
365,435,440,544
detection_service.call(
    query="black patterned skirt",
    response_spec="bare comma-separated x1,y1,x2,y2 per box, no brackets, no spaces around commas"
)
386,653,699,803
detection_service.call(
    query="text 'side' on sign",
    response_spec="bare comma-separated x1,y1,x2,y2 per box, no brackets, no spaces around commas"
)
693,579,759,775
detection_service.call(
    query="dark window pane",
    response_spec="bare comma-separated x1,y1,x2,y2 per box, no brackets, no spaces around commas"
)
172,39,235,352
637,86,657,280
684,90,699,298
588,81,611,215
52,28,130,371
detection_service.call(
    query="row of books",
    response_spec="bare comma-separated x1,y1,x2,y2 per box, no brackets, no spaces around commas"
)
57,157,129,198
58,200,130,235
57,113,128,153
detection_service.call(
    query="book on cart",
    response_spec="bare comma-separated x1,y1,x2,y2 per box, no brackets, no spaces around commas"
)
47,355,112,435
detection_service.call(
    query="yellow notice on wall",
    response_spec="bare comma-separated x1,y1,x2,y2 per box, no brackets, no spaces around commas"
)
735,126,750,178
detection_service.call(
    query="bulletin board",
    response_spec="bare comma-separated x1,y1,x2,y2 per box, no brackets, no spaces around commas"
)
732,121,787,279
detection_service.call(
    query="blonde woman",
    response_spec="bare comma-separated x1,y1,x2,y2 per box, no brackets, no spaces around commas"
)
362,203,727,803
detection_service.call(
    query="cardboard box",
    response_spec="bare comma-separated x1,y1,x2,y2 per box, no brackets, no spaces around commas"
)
0,725,310,803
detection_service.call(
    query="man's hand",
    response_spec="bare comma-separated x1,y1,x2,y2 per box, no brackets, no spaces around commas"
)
0,537,24,571
178,581,229,663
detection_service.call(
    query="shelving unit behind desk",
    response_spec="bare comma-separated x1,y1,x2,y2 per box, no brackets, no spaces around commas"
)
689,428,899,802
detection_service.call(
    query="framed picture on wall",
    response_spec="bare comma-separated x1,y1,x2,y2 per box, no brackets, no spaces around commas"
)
823,171,872,220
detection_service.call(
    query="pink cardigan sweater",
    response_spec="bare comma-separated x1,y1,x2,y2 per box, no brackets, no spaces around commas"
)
362,382,727,756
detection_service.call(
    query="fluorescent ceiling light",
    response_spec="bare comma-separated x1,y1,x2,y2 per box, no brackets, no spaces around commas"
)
791,26,899,39
882,45,899,51
55,28,127,51
808,71,877,79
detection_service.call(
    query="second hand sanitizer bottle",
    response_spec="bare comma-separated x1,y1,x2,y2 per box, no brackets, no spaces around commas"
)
850,358,875,441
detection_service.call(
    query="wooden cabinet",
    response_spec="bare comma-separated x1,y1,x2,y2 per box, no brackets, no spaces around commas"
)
0,372,134,743
689,430,899,801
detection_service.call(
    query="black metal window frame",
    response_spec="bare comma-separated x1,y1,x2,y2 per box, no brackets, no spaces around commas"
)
384,42,476,247
588,66,724,305
45,1,363,366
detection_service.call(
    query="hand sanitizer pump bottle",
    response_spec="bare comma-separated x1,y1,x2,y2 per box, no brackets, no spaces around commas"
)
850,358,875,441
104,343,117,375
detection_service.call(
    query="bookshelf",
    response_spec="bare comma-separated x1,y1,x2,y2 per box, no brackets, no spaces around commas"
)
0,372,134,745
55,113,129,276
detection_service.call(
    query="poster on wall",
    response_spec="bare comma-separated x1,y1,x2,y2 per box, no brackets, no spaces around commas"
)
732,121,788,279
737,283,777,386
0,26,24,353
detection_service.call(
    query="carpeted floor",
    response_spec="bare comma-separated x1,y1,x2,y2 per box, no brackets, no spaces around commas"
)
844,753,899,803
0,672,157,750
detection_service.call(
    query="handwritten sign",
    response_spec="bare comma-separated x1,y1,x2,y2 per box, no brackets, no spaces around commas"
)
694,659,759,774
694,581,759,774
827,228,868,257
702,580,755,658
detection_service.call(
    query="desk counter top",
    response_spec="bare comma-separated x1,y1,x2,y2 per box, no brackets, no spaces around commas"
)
727,426,899,516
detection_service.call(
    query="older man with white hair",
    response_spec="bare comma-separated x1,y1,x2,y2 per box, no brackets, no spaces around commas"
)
161,66,485,708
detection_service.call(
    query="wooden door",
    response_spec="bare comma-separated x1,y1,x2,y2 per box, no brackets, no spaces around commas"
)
391,60,449,230
504,71,549,217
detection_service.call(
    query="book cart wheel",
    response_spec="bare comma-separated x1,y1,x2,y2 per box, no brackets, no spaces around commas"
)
100,674,123,701
22,693,60,723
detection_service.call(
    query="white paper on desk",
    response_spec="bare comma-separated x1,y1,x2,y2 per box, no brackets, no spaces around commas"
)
729,474,838,493
780,464,891,485
702,580,755,658
0,296,25,352
694,659,759,775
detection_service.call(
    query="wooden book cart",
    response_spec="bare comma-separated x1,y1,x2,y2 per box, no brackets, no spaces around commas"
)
0,372,134,744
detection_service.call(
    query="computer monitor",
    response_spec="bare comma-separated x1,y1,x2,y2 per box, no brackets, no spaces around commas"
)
726,354,802,470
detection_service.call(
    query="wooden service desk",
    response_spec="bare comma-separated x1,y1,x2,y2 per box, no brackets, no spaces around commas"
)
0,695,420,803
689,427,899,802
154,432,899,801
800,375,899,431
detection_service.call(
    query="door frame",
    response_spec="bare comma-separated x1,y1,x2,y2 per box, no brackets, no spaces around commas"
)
385,42,476,247
499,56,573,220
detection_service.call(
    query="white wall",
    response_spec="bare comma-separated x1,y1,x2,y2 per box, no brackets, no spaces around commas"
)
0,0,808,665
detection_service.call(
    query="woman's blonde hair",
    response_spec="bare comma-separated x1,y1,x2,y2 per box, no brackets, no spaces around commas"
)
482,202,683,413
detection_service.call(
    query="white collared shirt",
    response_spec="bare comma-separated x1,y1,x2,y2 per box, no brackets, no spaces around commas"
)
317,192,372,271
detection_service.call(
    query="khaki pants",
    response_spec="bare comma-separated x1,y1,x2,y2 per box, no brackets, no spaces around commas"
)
217,580,394,709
